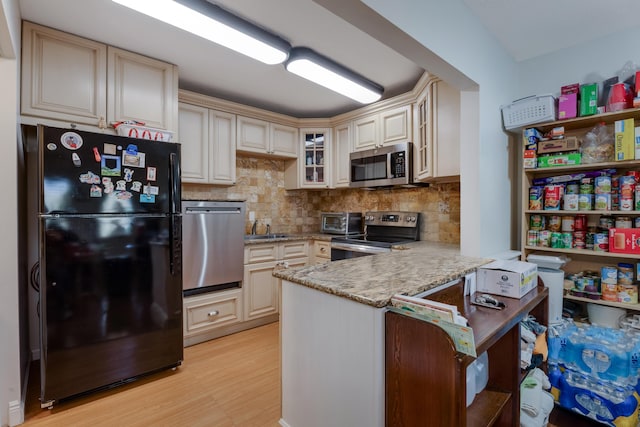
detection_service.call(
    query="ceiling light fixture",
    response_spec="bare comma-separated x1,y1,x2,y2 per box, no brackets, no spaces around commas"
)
285,47,383,104
112,0,291,65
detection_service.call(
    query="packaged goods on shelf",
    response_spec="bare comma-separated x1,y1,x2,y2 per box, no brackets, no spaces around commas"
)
580,83,598,117
523,149,537,169
476,260,537,299
615,119,635,161
559,92,578,120
538,152,581,168
531,169,617,186
635,126,640,160
609,228,640,254
537,136,579,154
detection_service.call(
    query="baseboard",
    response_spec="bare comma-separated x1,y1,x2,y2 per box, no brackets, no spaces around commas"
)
279,419,291,427
8,400,23,427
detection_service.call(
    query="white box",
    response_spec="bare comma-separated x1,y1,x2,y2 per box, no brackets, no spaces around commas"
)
476,260,538,299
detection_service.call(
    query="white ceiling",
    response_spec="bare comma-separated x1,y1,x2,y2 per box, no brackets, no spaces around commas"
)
18,0,640,118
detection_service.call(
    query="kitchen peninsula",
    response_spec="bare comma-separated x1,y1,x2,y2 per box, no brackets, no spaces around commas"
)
273,242,491,427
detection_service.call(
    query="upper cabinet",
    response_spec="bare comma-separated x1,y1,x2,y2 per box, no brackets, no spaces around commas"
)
285,128,331,189
236,116,298,158
353,104,412,151
332,121,352,188
413,79,460,183
21,21,178,132
178,102,236,185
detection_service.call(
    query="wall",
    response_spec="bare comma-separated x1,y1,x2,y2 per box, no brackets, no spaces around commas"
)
0,0,23,426
183,156,460,243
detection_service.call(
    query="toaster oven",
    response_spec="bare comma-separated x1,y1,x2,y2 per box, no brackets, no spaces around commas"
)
320,212,363,236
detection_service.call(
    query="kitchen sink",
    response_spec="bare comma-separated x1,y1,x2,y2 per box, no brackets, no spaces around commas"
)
244,234,290,240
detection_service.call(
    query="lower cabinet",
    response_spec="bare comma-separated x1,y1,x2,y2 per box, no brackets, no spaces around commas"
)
312,240,331,264
183,288,243,338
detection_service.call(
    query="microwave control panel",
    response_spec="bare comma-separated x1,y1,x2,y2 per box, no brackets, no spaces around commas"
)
390,152,406,178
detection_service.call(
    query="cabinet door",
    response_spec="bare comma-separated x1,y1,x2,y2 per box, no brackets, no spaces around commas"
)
353,114,378,151
107,47,178,131
281,240,309,260
183,288,243,337
178,102,209,183
380,105,411,146
313,240,331,264
243,261,279,320
21,22,107,126
414,81,434,181
333,122,352,188
209,110,237,185
237,115,270,154
300,129,330,188
271,123,298,158
433,81,460,179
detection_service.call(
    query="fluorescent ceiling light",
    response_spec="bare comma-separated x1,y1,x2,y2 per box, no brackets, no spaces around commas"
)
112,0,290,65
285,48,383,104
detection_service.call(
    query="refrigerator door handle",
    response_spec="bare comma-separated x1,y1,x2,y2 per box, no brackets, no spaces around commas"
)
169,214,182,277
169,152,181,214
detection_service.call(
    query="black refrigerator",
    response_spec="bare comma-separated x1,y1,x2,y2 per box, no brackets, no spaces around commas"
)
38,125,183,408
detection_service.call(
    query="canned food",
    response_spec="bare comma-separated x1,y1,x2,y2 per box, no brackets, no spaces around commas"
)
578,194,593,211
594,193,611,210
586,231,595,250
612,191,620,211
527,230,539,246
550,232,563,248
566,182,579,194
538,230,551,247
561,232,573,248
618,284,638,304
574,214,587,231
594,176,612,194
529,186,544,210
615,216,632,229
529,214,545,230
626,171,640,182
561,216,575,231
580,177,594,194
548,215,561,231
618,262,634,285
563,194,579,211
602,283,619,301
593,232,609,251
544,185,563,210
635,186,640,210
635,217,640,228
599,215,615,229
573,230,586,249
601,266,618,284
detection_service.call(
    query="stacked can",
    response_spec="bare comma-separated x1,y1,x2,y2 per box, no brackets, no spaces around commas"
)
544,184,563,210
564,181,579,211
617,263,637,304
578,178,594,211
601,266,618,301
594,176,612,210
619,175,636,211
573,214,587,249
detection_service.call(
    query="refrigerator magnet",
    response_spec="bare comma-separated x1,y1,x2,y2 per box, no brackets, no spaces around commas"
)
143,185,159,195
124,168,134,182
93,147,101,162
61,132,83,150
122,152,145,168
140,193,155,203
79,171,100,184
131,181,142,192
72,153,81,167
90,185,102,198
101,155,122,176
46,143,57,151
116,180,127,191
146,167,156,181
103,143,117,155
116,191,132,200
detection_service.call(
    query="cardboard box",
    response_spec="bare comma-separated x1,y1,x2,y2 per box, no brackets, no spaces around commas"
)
537,152,581,168
609,228,640,254
580,83,598,116
537,136,579,154
477,260,538,299
558,93,577,120
523,149,537,169
635,126,640,160
615,118,635,161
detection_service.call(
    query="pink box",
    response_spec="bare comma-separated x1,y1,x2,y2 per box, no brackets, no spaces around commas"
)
558,93,577,120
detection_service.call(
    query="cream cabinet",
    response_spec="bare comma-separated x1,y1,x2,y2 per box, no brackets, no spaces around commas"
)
21,21,178,132
312,240,331,264
285,128,331,189
236,115,298,158
413,79,460,182
353,104,412,151
243,240,309,321
332,121,352,188
178,102,236,185
183,288,243,338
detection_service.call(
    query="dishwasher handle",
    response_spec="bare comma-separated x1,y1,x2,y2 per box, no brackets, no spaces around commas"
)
184,206,243,214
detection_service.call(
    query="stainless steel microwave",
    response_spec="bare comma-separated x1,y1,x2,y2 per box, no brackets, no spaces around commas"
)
349,142,413,188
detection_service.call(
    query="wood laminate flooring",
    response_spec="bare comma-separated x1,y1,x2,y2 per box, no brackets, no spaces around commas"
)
22,320,600,426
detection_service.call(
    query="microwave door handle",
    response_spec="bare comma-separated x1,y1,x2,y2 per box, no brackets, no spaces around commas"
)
387,152,393,178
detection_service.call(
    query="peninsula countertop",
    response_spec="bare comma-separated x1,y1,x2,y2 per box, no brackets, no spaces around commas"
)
273,242,492,308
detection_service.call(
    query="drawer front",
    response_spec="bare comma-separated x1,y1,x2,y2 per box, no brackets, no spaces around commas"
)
281,240,309,260
184,289,243,336
314,241,331,259
244,243,279,263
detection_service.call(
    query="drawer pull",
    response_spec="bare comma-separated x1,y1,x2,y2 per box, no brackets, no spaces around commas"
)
207,310,219,317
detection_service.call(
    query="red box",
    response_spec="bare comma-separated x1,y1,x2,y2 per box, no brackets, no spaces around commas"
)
609,228,640,254
561,83,580,94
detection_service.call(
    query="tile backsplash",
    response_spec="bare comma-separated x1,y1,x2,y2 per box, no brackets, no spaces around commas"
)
183,156,460,243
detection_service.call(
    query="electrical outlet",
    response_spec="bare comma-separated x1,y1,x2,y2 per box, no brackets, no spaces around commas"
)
249,211,255,222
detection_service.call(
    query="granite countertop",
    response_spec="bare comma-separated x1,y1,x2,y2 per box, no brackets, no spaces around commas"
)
244,233,332,244
273,242,492,308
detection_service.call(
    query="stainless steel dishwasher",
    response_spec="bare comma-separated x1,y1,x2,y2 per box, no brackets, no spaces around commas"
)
182,200,245,295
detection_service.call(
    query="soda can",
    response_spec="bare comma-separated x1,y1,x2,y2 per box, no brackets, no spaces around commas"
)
578,194,593,211
527,230,539,246
529,214,545,231
529,186,544,210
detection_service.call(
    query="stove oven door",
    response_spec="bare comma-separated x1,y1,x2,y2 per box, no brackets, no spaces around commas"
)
330,241,391,261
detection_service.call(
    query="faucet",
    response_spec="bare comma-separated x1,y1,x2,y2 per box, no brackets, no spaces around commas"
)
265,224,271,235
251,220,258,235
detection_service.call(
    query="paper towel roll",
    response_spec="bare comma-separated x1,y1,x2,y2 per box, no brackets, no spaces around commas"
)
538,268,564,324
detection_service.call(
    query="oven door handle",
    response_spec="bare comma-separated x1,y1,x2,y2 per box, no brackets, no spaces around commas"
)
331,242,390,254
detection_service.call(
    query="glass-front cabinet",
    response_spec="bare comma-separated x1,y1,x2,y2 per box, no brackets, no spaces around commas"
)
301,129,329,188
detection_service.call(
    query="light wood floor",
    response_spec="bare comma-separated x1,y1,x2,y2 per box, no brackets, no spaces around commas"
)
22,322,281,427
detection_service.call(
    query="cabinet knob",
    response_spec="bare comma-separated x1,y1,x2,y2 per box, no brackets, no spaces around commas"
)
207,310,219,317
320,247,326,253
